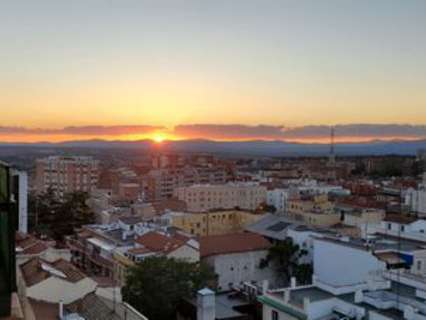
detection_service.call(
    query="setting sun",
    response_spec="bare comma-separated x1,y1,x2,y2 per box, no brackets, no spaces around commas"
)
152,134,165,143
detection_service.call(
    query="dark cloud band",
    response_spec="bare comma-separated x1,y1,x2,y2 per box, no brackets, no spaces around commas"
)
0,124,425,141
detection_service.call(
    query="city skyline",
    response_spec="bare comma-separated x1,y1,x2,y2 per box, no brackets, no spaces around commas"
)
2,0,426,143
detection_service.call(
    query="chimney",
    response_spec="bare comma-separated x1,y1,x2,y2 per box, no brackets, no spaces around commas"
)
197,288,215,320
59,300,64,319
303,297,310,310
262,280,269,294
290,277,296,288
354,290,363,304
284,290,290,303
312,274,318,285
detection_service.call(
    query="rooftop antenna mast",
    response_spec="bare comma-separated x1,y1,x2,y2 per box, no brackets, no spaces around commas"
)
328,126,336,179
330,127,335,158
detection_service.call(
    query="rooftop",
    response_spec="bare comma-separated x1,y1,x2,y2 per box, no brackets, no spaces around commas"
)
199,232,270,258
118,216,143,225
383,213,417,224
135,231,186,255
20,258,86,287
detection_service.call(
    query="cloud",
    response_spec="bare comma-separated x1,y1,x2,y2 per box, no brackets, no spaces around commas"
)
174,124,286,140
1,123,426,142
281,124,426,139
174,124,426,141
0,125,165,136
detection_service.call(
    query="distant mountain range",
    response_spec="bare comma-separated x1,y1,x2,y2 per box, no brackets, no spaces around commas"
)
1,138,426,157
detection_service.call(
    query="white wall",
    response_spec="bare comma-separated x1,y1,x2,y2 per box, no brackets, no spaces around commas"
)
204,250,276,291
373,219,426,242
262,304,299,320
168,244,200,263
287,229,321,264
314,239,386,287
11,170,28,233
405,188,426,215
267,189,289,214
307,298,365,320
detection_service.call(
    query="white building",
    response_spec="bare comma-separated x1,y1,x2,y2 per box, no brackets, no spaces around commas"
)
35,156,99,199
259,235,426,320
404,173,426,216
289,178,350,196
199,233,275,291
370,215,426,243
266,189,289,214
11,169,28,233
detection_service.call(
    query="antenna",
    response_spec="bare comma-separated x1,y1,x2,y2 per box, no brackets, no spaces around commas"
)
328,126,336,179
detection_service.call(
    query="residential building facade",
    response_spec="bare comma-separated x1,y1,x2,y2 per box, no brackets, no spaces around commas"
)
35,156,99,199
165,210,265,236
200,233,274,292
174,183,267,213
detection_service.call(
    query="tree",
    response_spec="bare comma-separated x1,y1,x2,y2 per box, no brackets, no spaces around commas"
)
293,263,313,285
263,204,277,214
122,256,217,320
260,239,312,285
28,191,95,242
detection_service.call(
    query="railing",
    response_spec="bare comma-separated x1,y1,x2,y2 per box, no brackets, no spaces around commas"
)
87,252,114,269
383,270,426,291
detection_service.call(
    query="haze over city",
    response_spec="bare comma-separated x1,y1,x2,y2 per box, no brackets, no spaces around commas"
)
2,0,426,143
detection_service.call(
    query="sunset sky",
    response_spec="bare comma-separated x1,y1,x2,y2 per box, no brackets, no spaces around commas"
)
1,0,426,143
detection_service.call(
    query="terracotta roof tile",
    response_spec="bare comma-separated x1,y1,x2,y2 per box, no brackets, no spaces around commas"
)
135,231,185,254
20,257,86,287
199,232,270,258
28,299,59,320
384,214,417,224
22,241,49,255
127,247,152,255
152,198,187,214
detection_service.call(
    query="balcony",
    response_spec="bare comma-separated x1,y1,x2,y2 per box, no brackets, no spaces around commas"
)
383,270,426,291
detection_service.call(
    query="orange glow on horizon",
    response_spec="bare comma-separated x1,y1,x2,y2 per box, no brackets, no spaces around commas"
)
0,132,424,144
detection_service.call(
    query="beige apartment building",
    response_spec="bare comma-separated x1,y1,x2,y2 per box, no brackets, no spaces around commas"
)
288,194,333,215
168,210,265,236
35,156,99,199
173,183,267,212
291,211,341,227
143,166,228,201
288,194,339,227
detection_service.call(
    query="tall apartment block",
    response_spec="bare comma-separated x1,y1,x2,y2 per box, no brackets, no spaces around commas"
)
35,156,99,199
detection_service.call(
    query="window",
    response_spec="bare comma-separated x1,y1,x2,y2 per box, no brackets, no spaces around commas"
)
387,223,392,230
417,260,422,271
271,310,279,320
